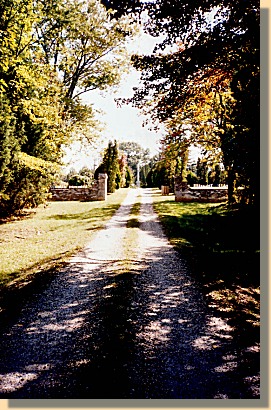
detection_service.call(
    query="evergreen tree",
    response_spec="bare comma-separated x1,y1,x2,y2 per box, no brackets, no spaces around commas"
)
95,140,120,193
140,164,151,187
125,166,134,187
118,155,128,188
186,170,198,186
196,158,208,185
213,164,222,187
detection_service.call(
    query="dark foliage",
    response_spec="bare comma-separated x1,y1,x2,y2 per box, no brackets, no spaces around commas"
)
106,0,260,207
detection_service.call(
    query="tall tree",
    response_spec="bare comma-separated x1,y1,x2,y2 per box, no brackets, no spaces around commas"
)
35,0,137,100
95,140,120,193
0,0,64,214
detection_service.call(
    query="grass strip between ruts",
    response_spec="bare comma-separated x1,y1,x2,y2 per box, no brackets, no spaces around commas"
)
115,194,142,275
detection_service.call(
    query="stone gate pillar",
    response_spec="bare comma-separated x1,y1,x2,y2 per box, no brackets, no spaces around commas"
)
97,173,108,200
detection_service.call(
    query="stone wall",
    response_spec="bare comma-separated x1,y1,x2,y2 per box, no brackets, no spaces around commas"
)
49,173,108,201
174,176,228,203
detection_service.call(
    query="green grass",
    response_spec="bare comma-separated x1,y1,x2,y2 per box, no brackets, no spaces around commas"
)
117,197,142,273
151,189,260,333
0,188,129,289
152,191,259,253
126,200,141,228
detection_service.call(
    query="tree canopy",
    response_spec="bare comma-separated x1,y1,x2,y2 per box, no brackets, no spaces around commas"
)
104,0,260,206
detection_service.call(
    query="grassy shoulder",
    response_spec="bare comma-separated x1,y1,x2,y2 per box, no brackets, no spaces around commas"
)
151,189,260,337
0,188,129,290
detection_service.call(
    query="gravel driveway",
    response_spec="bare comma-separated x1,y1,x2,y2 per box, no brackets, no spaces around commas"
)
0,188,260,398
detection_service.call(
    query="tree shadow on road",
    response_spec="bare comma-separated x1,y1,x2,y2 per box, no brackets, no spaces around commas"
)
0,190,261,399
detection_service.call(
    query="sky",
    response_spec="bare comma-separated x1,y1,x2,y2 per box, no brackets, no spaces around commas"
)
62,32,166,172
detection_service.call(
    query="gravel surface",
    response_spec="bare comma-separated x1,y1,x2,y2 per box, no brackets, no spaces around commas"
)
0,188,260,398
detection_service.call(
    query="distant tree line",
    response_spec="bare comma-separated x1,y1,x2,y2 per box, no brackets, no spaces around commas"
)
143,156,227,191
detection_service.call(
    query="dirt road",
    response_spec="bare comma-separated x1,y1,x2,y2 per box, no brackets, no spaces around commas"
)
0,189,260,398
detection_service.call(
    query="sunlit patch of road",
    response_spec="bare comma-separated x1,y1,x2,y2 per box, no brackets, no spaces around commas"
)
0,188,260,399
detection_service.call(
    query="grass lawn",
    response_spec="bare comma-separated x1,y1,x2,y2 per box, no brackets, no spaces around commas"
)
151,189,260,340
0,188,129,290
